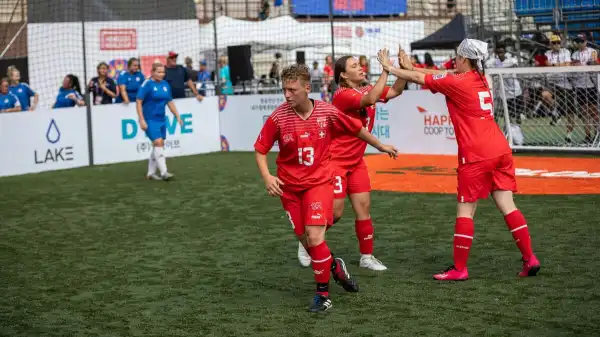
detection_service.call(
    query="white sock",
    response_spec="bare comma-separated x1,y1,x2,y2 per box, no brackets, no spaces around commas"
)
153,146,168,176
147,151,157,176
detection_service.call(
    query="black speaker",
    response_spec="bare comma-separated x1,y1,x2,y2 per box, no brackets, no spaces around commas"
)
296,51,306,65
227,45,254,86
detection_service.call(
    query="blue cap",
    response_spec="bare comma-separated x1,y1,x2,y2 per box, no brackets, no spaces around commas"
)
200,60,207,65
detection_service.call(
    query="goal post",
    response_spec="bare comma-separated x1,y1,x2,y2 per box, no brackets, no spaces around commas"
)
487,65,600,152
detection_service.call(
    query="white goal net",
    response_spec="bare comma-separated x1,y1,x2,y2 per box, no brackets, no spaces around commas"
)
488,65,600,152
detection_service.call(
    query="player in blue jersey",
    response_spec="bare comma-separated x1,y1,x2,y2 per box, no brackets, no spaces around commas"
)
137,62,183,181
0,78,21,113
7,66,38,111
52,74,85,109
116,57,145,104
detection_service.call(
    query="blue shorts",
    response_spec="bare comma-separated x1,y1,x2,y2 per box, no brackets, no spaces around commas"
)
145,120,166,141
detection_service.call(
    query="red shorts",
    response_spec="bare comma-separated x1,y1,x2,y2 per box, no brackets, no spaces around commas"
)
333,159,371,199
457,153,518,203
281,182,334,236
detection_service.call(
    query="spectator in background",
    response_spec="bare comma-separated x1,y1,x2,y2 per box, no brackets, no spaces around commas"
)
544,34,575,141
0,77,21,113
218,55,234,95
571,33,599,144
116,57,145,104
273,0,283,16
420,53,439,90
165,51,203,101
359,55,370,80
533,50,548,67
197,60,211,96
411,55,423,68
442,50,456,70
323,55,334,83
269,62,280,84
184,56,198,82
259,0,270,20
52,74,85,109
88,62,117,105
310,61,323,89
7,65,38,111
486,44,524,125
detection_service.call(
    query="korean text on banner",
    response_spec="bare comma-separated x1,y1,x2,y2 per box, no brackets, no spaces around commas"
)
92,97,220,165
0,107,90,177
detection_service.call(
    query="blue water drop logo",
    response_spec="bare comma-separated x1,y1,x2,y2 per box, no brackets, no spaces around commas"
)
46,119,61,144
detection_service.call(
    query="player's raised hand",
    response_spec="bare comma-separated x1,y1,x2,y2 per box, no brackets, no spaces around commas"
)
264,175,284,196
398,45,413,71
377,48,392,72
378,144,399,159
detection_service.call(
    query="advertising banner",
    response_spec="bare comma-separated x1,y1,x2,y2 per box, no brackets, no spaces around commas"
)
92,97,220,165
368,90,458,155
291,0,407,16
0,107,90,177
220,91,457,156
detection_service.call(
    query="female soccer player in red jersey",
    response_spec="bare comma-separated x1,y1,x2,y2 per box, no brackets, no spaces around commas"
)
381,39,540,281
255,64,398,312
300,49,405,271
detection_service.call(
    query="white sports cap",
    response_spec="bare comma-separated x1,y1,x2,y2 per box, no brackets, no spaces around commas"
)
457,38,488,69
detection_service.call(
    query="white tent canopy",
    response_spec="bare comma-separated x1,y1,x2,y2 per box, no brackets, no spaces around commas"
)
198,15,350,53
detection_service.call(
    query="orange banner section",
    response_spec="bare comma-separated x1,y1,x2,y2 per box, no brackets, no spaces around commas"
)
365,154,600,195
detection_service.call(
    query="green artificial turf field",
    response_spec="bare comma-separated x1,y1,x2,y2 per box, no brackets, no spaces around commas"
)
1,152,599,337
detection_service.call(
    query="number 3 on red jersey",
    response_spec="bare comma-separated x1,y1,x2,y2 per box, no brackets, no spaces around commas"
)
478,91,493,117
298,147,314,166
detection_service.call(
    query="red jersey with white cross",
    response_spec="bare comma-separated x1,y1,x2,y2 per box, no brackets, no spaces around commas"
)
330,85,390,169
254,99,364,192
424,71,511,164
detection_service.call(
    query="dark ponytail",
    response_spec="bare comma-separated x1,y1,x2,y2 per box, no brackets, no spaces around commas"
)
468,58,488,89
66,74,83,95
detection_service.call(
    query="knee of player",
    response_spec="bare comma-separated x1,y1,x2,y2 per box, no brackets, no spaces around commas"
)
153,138,165,147
305,226,326,246
353,198,371,215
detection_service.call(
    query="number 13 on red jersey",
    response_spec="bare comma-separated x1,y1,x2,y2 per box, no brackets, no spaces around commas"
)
298,147,314,166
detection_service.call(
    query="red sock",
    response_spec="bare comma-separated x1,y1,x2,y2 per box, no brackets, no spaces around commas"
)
308,241,332,297
504,210,533,260
355,219,374,255
453,217,474,271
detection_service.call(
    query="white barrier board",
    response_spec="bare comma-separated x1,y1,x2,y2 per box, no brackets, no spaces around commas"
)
366,90,458,155
219,91,457,156
92,97,221,165
0,107,90,177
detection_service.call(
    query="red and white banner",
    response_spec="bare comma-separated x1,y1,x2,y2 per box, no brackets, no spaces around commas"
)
99,29,137,51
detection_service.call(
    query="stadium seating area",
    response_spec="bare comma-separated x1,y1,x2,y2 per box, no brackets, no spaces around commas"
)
515,0,600,44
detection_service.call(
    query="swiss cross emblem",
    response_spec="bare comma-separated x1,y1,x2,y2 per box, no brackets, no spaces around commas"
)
319,130,326,139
